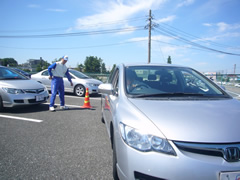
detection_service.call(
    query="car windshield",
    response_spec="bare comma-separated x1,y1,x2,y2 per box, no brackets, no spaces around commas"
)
125,66,228,98
0,67,27,80
69,69,89,79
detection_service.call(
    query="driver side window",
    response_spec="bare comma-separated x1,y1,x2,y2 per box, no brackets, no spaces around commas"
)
111,69,119,96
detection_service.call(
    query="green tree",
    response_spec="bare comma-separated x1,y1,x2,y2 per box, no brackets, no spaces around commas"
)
42,61,50,69
36,64,42,72
77,63,84,72
0,58,18,67
110,64,116,74
52,58,60,64
101,62,107,73
84,56,102,73
167,56,172,64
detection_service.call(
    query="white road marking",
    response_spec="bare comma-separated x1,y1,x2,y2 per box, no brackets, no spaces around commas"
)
53,94,101,100
0,114,43,123
226,90,240,96
43,103,83,108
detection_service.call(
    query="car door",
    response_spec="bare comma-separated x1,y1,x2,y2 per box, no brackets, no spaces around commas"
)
40,70,52,89
63,74,75,92
103,68,119,134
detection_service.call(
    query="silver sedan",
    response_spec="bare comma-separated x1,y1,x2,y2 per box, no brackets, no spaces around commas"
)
31,69,102,97
0,66,49,111
99,63,240,180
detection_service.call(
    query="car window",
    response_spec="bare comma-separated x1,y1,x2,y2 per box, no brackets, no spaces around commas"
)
111,68,119,95
0,67,27,80
69,69,89,79
42,70,49,76
125,66,227,99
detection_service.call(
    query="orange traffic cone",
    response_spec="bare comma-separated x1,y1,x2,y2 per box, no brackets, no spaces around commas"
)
80,88,92,109
104,96,110,110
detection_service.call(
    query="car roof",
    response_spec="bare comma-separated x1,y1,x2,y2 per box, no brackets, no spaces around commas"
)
122,63,188,68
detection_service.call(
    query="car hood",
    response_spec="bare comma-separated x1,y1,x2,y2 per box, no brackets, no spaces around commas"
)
0,79,45,89
80,78,102,84
129,98,240,143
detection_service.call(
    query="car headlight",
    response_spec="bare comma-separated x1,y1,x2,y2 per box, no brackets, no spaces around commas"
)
3,88,25,94
87,83,97,87
119,122,176,155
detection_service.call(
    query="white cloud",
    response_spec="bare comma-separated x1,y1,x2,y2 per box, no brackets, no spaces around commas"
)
154,15,176,24
46,9,67,12
74,0,166,30
177,0,195,8
28,4,40,8
217,22,229,32
202,23,212,27
204,22,240,32
217,22,240,32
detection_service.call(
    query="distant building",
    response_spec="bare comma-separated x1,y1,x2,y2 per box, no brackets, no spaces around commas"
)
204,72,217,81
22,57,45,72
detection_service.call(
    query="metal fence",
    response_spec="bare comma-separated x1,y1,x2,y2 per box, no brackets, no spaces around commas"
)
85,73,110,83
205,74,240,86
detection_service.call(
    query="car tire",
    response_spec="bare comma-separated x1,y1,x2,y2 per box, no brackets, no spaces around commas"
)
74,84,85,97
112,133,119,180
0,96,4,112
101,96,105,124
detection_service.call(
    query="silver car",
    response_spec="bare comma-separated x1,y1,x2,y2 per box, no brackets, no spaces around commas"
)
98,63,240,180
0,66,49,111
31,69,102,97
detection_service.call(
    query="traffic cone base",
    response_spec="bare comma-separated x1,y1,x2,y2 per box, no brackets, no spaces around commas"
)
80,88,92,109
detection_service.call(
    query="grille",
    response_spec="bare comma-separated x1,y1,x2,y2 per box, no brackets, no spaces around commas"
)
134,171,166,180
24,88,45,94
14,100,24,103
28,97,47,103
174,141,240,162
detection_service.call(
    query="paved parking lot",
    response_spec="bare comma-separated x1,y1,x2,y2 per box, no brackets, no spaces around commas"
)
0,94,113,180
0,86,239,180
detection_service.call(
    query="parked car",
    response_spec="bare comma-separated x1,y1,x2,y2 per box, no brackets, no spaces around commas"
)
11,68,31,78
31,69,102,97
0,66,49,111
235,83,240,88
98,63,240,180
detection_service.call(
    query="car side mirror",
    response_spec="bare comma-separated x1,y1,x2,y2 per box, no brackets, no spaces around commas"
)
98,83,113,95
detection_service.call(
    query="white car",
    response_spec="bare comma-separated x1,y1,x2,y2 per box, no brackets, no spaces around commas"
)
99,63,240,180
0,66,49,111
235,83,240,88
31,69,102,97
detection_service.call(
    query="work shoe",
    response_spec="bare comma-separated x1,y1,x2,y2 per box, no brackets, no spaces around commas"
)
49,106,55,112
60,106,69,110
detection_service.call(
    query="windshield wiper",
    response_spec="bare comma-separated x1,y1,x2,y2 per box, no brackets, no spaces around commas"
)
133,92,205,98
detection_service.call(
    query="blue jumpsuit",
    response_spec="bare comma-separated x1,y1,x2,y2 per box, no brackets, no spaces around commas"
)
48,62,72,108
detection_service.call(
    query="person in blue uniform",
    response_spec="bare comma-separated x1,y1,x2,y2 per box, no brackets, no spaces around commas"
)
48,55,73,112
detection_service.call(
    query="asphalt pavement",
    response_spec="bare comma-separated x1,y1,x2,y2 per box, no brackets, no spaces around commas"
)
0,94,113,180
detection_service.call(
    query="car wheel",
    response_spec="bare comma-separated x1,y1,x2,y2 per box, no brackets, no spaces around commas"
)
74,84,85,97
112,133,119,180
0,96,4,112
101,96,105,124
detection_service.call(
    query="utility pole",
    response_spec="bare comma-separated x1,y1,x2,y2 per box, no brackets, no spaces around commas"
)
148,9,152,64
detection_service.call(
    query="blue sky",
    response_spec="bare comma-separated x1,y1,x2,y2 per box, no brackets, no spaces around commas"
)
0,0,240,73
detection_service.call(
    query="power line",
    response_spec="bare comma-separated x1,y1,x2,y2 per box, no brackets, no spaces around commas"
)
154,27,240,56
154,22,239,50
0,26,145,39
0,16,146,33
0,39,147,50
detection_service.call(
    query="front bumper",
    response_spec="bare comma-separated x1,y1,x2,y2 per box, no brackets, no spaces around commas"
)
116,135,240,180
2,91,49,107
88,86,99,94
